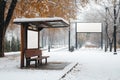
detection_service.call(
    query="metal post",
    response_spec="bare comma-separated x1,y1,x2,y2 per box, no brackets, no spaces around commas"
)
75,22,77,49
48,28,50,52
101,24,103,49
101,30,103,49
68,25,70,51
38,31,40,49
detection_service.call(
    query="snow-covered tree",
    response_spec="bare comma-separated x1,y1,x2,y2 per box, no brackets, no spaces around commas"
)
77,0,120,51
0,0,17,57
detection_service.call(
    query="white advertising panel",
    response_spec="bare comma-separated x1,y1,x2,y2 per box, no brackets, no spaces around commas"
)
27,30,38,48
77,23,102,32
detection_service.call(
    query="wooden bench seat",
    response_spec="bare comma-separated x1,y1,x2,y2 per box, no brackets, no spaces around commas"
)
25,49,49,67
36,56,49,64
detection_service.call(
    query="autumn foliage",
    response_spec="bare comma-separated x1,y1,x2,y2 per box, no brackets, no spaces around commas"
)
13,0,77,20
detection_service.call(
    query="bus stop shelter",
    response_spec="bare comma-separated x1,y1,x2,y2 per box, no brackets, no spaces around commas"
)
13,17,69,68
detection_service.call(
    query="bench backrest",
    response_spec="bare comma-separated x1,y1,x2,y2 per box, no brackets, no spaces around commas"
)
25,49,42,58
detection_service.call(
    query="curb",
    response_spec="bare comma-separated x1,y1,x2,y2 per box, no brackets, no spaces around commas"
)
59,62,78,80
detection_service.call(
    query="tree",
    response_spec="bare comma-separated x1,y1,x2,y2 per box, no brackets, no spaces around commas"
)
11,36,18,51
16,37,20,51
76,0,120,51
0,0,17,57
101,0,120,52
4,37,11,52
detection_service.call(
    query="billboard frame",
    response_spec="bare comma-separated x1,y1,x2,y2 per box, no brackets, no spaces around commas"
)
74,22,103,49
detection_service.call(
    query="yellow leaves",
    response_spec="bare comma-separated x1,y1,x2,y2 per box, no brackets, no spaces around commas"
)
13,0,77,19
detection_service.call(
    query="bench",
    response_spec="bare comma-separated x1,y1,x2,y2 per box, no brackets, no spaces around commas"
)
25,49,49,67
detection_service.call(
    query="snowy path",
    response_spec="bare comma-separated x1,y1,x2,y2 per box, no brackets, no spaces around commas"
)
60,48,120,80
0,48,120,80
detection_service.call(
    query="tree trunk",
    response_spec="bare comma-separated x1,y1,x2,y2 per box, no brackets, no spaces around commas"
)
0,0,5,57
109,42,112,52
4,0,17,31
0,0,17,57
0,30,4,57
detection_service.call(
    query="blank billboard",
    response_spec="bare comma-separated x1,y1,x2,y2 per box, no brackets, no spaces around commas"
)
27,30,38,49
77,23,102,32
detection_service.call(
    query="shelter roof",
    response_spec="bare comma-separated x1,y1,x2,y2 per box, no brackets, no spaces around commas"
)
13,17,69,31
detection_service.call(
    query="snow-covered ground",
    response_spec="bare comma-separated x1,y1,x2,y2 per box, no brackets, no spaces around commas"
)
0,47,120,80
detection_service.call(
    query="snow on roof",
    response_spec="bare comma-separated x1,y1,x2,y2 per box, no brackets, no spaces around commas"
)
13,17,69,29
13,17,69,24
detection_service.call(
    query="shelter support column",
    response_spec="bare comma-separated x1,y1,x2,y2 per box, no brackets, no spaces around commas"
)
38,31,40,49
20,24,27,68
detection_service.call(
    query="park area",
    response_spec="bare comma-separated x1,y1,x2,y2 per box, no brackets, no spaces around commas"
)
0,47,120,80
1,0,120,80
